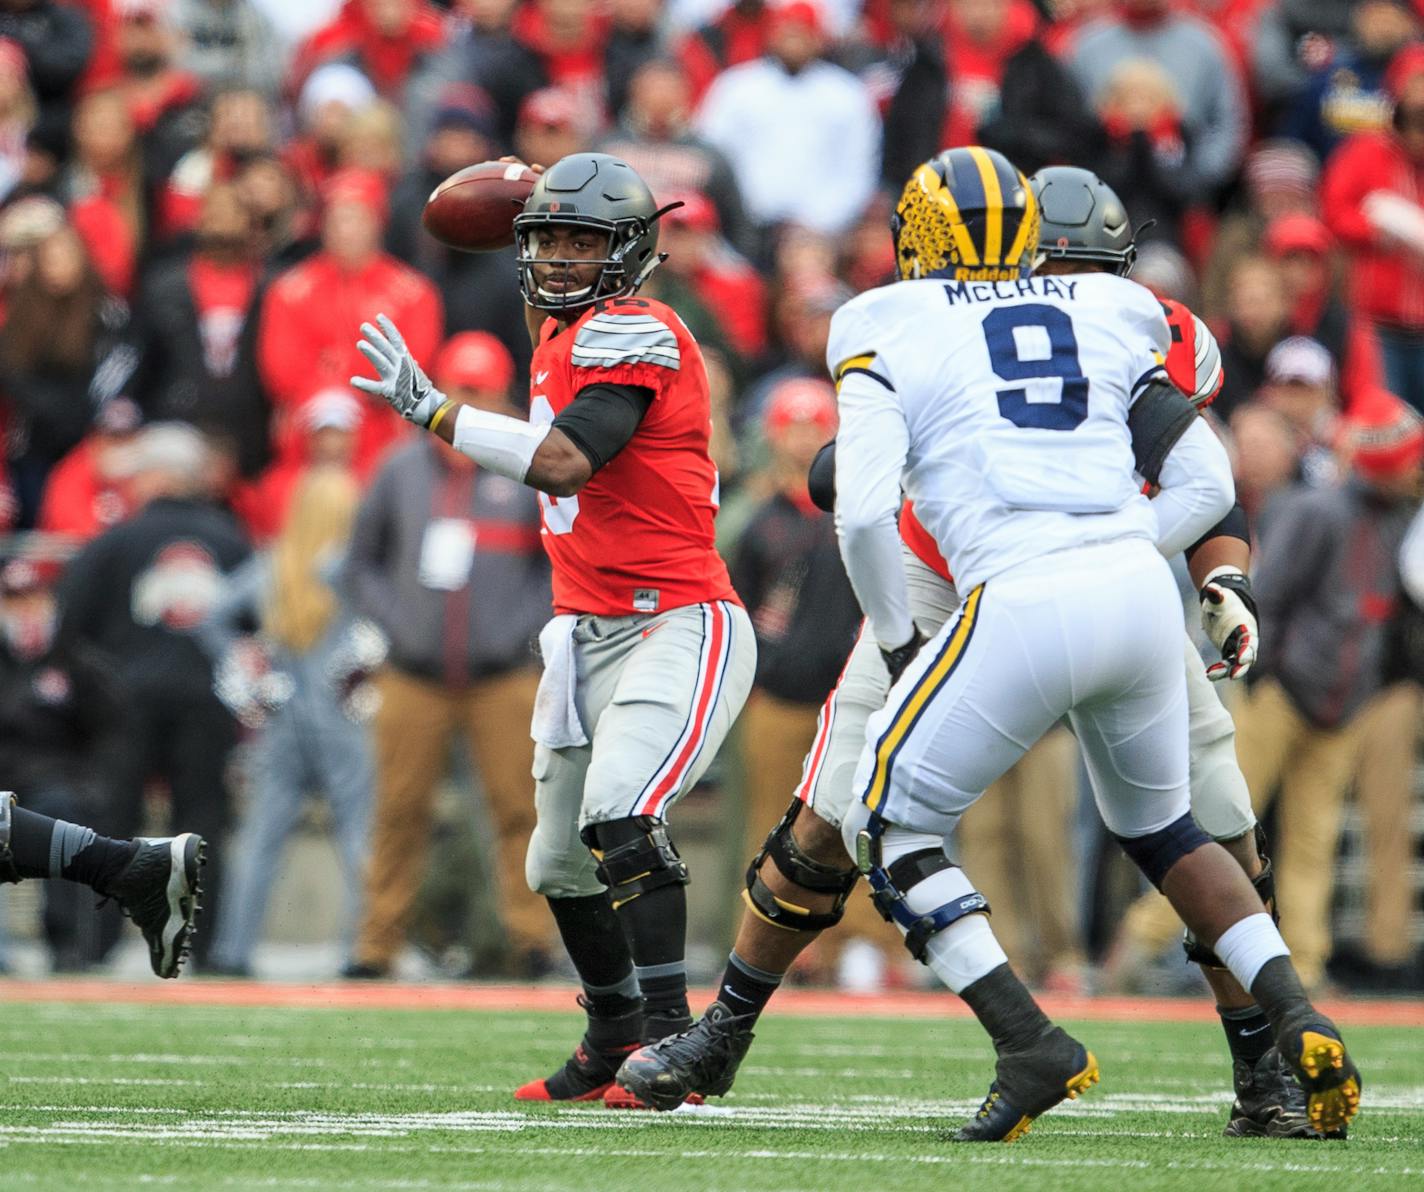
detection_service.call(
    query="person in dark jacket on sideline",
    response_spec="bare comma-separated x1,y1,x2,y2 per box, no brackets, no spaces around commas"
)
57,421,250,968
727,378,858,864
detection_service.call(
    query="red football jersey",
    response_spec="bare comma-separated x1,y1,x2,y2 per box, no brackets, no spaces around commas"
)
529,296,739,616
899,498,953,585
1160,297,1225,407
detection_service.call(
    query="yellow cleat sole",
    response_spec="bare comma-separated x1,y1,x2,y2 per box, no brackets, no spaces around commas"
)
1000,1052,1101,1145
1298,1032,1362,1135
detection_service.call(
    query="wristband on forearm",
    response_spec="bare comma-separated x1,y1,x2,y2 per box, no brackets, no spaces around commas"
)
428,399,458,434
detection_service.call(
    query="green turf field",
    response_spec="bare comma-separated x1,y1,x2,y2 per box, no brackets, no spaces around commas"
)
0,1000,1418,1191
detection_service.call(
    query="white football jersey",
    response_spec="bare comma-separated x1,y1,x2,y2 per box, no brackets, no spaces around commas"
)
828,272,1170,592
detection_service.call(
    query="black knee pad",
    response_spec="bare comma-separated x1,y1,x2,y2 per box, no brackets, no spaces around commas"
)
854,821,989,963
744,800,858,933
1114,810,1212,891
582,816,689,907
0,794,18,885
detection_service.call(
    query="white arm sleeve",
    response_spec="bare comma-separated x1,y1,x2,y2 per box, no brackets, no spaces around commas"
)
1152,415,1237,558
834,371,914,650
1400,504,1424,608
450,404,551,482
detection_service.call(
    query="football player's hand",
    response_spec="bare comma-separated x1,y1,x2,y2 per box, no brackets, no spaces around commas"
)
499,154,546,175
1199,567,1258,681
352,314,445,426
880,627,927,686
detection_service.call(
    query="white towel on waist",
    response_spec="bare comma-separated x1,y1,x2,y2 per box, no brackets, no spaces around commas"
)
531,614,588,748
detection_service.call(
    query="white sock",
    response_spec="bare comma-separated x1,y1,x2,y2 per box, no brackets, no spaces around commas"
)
1213,912,1290,992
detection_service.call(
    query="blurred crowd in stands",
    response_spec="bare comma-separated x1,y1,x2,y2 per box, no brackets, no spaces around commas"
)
1,0,1423,994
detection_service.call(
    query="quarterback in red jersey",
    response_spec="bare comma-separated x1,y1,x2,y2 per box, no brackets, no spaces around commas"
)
352,153,755,1109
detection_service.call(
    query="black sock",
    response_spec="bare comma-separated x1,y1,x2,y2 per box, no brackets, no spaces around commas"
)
9,807,136,888
1249,955,1315,1032
591,820,690,1024
960,963,1055,1055
1219,1004,1274,1066
716,950,782,1022
547,894,639,1021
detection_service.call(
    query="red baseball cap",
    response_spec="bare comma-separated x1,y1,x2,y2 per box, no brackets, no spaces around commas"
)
764,378,837,436
322,168,388,226
434,332,515,394
1264,214,1332,259
769,0,826,35
663,191,720,233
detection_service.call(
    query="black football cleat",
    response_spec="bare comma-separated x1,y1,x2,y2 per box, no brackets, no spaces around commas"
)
614,1001,756,1112
514,1002,642,1103
1224,1046,1338,1139
953,1027,1099,1143
106,834,206,979
1274,1017,1362,1136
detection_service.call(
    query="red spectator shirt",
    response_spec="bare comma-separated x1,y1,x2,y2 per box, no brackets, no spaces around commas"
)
529,296,738,617
258,250,442,477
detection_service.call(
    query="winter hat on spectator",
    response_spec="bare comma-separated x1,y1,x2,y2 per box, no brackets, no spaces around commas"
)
322,167,389,225
433,83,500,140
764,377,837,436
1131,242,1196,304
1343,387,1424,480
299,63,377,128
1266,337,1335,388
0,196,64,251
518,87,584,133
1243,140,1319,203
1264,213,1333,258
434,332,515,394
301,389,362,433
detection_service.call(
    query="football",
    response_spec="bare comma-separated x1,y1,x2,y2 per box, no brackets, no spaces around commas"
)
421,160,538,252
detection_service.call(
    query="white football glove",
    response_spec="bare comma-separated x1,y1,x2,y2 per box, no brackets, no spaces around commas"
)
1199,566,1259,682
352,314,444,426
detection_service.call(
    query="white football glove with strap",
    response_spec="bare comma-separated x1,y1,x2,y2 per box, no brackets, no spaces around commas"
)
1199,565,1259,681
352,314,445,427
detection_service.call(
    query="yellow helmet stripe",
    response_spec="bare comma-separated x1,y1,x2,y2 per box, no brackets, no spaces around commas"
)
968,147,1004,264
1005,171,1039,267
863,586,983,813
914,162,979,267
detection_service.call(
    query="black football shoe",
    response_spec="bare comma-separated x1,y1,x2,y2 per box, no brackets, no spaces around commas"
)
514,1002,642,1103
105,834,206,979
614,1001,756,1112
1224,1046,1339,1138
1274,1016,1362,1136
953,1027,1099,1143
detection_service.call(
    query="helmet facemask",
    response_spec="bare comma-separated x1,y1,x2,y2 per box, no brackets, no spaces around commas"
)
515,214,663,312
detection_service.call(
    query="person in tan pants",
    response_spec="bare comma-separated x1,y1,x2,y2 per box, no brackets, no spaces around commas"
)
1234,394,1424,990
340,333,556,978
358,665,548,973
1346,680,1422,973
